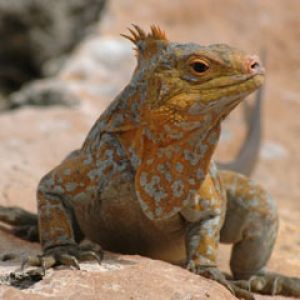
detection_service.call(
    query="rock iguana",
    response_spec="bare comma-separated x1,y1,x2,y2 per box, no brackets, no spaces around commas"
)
1,25,299,299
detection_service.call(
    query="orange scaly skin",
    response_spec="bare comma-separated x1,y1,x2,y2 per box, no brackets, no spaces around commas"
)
1,26,300,299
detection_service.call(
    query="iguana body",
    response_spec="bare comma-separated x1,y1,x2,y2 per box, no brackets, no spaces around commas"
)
1,26,299,299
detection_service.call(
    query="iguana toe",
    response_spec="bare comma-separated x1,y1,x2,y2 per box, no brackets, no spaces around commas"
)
20,242,103,273
233,272,300,297
192,266,255,300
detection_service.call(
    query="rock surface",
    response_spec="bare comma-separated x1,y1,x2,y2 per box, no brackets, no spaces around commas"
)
0,0,300,299
0,235,235,300
8,79,80,109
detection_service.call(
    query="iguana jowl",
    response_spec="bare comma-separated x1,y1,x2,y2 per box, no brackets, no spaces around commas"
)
1,25,300,299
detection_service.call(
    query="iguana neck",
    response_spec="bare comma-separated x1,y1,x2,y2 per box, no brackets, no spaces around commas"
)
83,80,224,174
117,103,222,172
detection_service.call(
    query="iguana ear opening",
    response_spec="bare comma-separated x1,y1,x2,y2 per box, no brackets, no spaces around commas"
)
121,24,168,60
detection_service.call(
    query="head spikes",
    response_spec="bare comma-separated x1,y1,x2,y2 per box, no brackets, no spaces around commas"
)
121,25,168,60
121,24,168,46
150,25,167,41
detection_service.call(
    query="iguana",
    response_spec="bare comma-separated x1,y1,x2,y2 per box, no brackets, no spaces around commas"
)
0,25,299,299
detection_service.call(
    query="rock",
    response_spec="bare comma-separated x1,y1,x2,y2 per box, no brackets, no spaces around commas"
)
0,233,296,299
0,232,234,300
0,36,133,110
0,94,9,111
59,36,134,100
0,0,107,93
8,79,80,109
1,261,235,299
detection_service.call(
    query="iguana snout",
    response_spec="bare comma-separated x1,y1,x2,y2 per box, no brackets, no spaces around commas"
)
244,55,265,75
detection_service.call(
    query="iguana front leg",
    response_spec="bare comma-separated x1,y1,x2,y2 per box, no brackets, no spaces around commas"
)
24,133,130,271
181,166,255,300
22,152,104,271
181,166,224,273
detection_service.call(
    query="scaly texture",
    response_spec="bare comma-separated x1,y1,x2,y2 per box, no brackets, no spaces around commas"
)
1,25,299,299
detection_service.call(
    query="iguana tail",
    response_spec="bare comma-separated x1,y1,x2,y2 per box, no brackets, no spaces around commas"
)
0,205,38,242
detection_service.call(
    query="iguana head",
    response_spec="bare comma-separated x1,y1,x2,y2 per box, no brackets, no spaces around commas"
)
122,25,265,134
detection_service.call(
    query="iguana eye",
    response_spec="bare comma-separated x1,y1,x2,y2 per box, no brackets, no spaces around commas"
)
190,60,210,75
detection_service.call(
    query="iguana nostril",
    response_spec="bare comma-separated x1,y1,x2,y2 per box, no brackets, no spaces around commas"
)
250,61,260,70
245,55,264,74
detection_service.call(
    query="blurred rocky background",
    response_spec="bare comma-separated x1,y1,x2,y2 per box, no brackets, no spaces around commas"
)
0,0,106,108
0,0,299,299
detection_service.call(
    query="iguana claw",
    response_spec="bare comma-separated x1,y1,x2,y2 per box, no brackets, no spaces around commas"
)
233,272,300,298
20,241,103,274
188,265,255,300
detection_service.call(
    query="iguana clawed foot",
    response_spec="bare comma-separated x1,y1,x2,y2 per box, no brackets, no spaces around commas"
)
232,272,300,298
188,264,300,300
187,265,255,300
21,241,103,274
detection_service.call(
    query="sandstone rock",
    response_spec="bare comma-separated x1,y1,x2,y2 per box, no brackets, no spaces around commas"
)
0,35,133,110
8,80,80,109
0,233,297,300
0,231,236,300
0,260,235,299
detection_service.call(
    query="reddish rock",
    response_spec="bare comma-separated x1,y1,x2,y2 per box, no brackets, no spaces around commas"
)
0,257,235,300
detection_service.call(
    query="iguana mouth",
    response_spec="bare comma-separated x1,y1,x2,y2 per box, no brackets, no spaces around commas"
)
228,73,265,90
235,73,265,92
202,73,265,91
